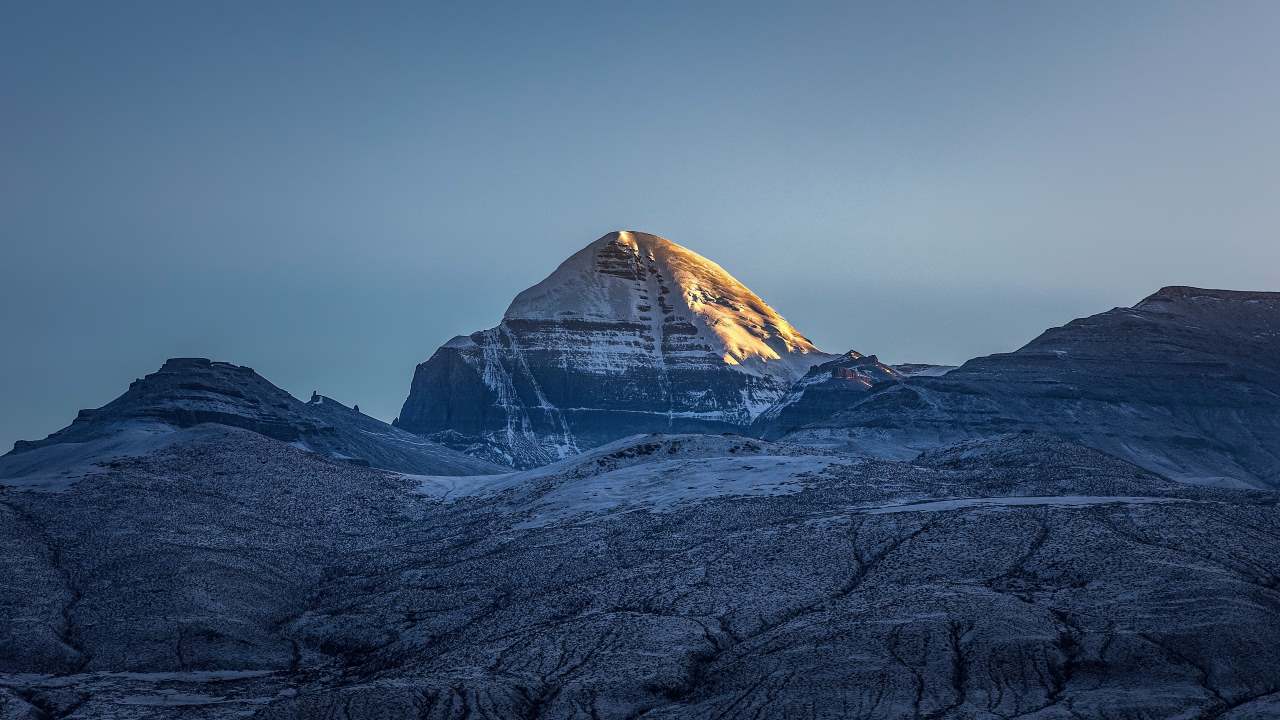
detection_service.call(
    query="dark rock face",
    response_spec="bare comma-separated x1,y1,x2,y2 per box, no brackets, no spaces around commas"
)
3,430,1280,718
2,358,502,477
396,324,771,468
789,287,1280,488
396,232,833,467
752,351,901,439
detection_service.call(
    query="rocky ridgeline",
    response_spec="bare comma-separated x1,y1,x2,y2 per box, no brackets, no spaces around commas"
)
751,351,901,439
3,357,502,477
785,287,1280,489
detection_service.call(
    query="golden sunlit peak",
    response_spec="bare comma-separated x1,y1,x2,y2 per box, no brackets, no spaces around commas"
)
593,230,672,254
505,229,834,382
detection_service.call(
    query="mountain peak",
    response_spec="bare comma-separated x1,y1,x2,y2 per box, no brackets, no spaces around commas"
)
504,230,829,377
399,230,839,467
588,229,671,253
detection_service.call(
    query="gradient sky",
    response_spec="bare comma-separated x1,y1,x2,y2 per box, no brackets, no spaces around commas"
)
3,1,1279,451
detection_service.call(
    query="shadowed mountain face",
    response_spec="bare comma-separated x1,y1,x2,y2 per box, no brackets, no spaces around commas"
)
787,287,1280,489
1,358,503,479
751,351,902,439
396,231,835,467
3,431,1279,718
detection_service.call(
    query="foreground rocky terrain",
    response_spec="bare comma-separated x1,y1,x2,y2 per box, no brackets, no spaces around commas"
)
3,425,1279,719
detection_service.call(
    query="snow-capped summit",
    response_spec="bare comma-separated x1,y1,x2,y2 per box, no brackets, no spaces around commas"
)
396,230,837,467
504,231,828,379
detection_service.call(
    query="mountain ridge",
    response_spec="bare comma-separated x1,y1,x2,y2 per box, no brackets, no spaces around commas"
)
1,357,504,480
784,286,1280,488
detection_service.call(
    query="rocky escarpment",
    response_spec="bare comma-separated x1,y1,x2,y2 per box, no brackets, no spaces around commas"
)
751,351,901,439
789,287,1280,488
396,231,835,467
2,358,502,477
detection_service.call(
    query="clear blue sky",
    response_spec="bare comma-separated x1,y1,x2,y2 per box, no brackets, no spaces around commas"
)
3,1,1279,450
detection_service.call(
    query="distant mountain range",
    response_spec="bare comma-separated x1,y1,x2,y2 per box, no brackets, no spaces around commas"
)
6,231,1278,489
3,230,1279,718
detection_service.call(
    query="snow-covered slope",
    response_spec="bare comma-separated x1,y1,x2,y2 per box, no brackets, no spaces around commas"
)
414,433,845,525
396,231,836,467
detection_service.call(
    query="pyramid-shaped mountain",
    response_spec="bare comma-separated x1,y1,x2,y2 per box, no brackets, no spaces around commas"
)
396,231,836,466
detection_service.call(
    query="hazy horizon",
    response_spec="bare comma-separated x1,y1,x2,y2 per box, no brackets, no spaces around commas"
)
4,1,1279,451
